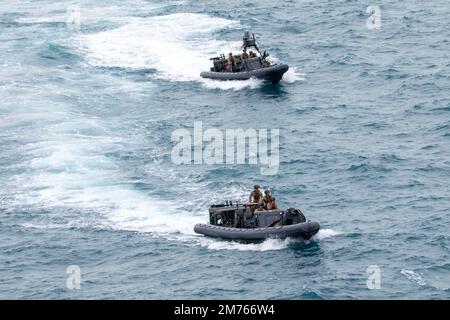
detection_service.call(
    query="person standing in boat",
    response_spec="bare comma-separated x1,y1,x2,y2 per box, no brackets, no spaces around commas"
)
226,53,235,72
249,185,263,203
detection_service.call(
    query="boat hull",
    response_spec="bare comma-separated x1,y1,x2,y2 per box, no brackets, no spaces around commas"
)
200,64,289,84
194,221,320,241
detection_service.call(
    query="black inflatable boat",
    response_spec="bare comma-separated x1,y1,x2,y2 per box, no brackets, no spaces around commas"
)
200,32,289,84
194,202,320,241
200,63,289,84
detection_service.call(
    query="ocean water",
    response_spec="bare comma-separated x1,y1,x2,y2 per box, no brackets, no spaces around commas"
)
0,0,449,299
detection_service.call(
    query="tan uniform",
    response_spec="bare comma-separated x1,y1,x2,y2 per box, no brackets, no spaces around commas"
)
263,194,277,210
249,190,262,203
226,55,235,72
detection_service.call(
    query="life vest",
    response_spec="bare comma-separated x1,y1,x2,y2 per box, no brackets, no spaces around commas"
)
251,190,262,202
263,194,273,204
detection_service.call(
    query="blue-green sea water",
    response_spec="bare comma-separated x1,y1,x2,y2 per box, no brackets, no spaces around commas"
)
1,0,449,299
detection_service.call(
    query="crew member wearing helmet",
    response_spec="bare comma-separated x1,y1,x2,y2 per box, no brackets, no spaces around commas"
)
249,185,263,204
226,53,235,72
263,189,277,210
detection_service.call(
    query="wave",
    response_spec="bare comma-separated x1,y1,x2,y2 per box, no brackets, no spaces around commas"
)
312,228,342,240
7,12,306,249
197,237,296,251
9,117,257,250
77,13,238,82
192,227,341,252
401,269,427,286
283,68,305,83
9,115,201,238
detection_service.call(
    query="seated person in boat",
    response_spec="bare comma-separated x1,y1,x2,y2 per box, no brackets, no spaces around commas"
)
249,50,257,58
255,202,265,213
226,52,235,72
242,51,249,60
263,189,278,210
249,184,262,203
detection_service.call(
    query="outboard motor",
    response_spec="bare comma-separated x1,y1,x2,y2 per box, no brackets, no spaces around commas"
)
281,208,306,225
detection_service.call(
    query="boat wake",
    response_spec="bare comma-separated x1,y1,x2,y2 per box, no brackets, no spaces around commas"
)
192,228,341,252
13,123,337,252
312,228,342,240
197,237,297,252
7,10,309,252
76,13,302,90
401,269,427,286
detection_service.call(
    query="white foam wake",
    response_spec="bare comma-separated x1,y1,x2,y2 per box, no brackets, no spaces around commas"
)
13,111,326,252
401,269,427,286
312,228,342,240
76,13,302,90
12,115,292,251
11,114,202,237
283,68,305,83
197,237,297,252
193,227,341,251
78,14,237,81
186,227,341,252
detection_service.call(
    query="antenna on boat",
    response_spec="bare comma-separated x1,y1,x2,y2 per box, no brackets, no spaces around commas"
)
226,40,233,54
242,31,263,57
